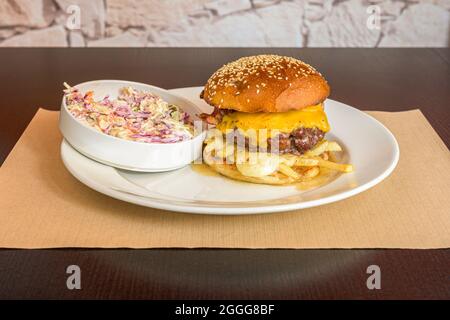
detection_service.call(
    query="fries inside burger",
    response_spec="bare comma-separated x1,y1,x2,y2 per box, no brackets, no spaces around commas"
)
200,55,352,185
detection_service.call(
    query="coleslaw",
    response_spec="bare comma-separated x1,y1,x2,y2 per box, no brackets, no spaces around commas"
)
63,83,194,143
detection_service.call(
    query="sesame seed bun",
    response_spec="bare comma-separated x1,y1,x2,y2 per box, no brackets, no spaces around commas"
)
202,55,330,113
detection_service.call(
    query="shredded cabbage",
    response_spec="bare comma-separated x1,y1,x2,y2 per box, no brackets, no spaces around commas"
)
63,83,194,143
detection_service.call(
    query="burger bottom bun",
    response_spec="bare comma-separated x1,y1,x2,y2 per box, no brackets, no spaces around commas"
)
204,161,321,186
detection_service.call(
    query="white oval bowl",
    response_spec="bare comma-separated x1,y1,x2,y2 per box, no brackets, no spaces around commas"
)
59,80,206,172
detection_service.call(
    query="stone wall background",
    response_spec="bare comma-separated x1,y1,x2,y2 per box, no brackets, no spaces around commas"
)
0,0,448,47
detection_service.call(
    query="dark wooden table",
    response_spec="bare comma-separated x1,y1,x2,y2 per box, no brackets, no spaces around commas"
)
0,49,448,299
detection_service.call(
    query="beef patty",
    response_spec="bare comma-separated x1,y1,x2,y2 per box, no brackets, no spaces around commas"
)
274,127,325,155
222,127,324,155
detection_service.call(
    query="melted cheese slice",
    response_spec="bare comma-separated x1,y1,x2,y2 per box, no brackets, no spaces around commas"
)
216,104,330,137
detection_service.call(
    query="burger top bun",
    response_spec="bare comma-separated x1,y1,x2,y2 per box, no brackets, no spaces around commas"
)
201,55,330,113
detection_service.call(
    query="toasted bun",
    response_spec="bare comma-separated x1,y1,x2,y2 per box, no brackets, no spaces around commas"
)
205,162,321,186
202,55,330,113
207,162,296,185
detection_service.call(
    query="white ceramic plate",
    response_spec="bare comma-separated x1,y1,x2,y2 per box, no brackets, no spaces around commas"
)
61,86,399,215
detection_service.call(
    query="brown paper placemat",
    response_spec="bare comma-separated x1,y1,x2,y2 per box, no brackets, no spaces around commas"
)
0,109,449,249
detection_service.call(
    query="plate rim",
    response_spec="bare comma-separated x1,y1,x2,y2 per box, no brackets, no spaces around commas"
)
60,87,400,215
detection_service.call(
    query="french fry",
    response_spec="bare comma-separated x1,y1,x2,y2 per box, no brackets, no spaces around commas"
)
314,157,353,172
278,163,301,179
306,140,343,156
294,158,320,166
305,140,329,156
304,166,320,178
279,154,297,166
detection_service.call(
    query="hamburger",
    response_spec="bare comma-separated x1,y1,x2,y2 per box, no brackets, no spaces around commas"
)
200,54,352,185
